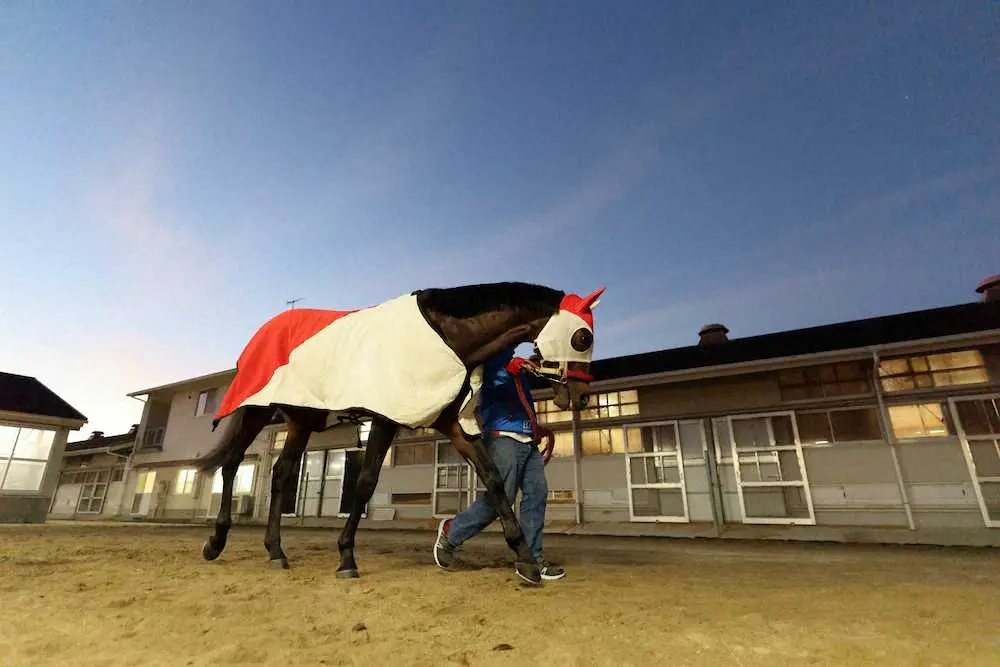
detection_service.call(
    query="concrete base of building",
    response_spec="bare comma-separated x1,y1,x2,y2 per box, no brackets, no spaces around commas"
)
1,496,52,523
44,514,1000,548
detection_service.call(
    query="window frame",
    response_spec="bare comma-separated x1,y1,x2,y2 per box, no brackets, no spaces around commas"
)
878,349,989,394
0,423,56,493
194,388,219,417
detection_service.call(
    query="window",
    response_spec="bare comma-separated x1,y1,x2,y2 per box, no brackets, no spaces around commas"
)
211,463,255,494
273,430,287,451
879,350,988,393
796,408,883,445
358,420,371,442
887,403,951,439
547,490,576,504
131,469,156,513
391,492,432,505
176,468,197,495
777,362,871,401
535,399,573,425
548,431,575,458
393,442,434,466
580,427,636,455
578,390,640,421
77,470,110,513
195,389,219,417
135,470,156,494
955,398,1000,437
0,424,55,492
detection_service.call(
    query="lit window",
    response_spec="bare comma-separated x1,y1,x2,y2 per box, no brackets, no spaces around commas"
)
135,470,156,494
887,403,951,439
358,420,372,442
534,399,573,424
546,431,575,458
176,468,197,495
879,350,988,393
0,425,55,492
580,427,636,455
211,463,255,494
578,390,640,421
273,430,287,451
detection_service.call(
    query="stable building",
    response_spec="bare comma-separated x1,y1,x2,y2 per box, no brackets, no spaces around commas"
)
50,426,136,518
109,275,1000,545
0,372,87,523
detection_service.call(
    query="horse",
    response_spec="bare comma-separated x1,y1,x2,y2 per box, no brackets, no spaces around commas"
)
193,281,604,585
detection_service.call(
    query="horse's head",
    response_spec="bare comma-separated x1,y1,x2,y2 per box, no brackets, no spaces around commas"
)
531,287,605,411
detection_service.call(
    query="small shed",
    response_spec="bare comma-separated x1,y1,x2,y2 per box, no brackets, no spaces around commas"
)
0,371,87,523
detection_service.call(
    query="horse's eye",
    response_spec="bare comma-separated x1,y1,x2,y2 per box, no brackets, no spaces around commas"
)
571,328,593,352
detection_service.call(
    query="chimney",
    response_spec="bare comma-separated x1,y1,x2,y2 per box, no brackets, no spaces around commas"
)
976,274,1000,303
90,431,104,440
699,323,729,345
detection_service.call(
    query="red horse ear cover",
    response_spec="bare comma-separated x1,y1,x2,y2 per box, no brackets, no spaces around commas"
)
559,287,606,328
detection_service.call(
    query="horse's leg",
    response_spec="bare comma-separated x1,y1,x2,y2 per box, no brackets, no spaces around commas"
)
201,406,273,561
336,417,398,578
263,418,312,569
442,419,542,585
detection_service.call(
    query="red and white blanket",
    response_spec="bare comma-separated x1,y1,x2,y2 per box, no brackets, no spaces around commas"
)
214,293,481,433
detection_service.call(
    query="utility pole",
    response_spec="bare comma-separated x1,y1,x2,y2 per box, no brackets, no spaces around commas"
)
286,297,303,310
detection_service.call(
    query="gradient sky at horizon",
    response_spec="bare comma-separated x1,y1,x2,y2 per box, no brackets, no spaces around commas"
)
2,1,998,438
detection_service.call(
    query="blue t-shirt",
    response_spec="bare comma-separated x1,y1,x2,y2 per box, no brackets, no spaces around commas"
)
479,346,537,437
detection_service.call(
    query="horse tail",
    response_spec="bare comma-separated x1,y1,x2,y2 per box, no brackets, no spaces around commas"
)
194,437,233,473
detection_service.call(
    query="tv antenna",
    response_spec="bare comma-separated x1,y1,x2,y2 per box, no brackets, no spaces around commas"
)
286,297,304,310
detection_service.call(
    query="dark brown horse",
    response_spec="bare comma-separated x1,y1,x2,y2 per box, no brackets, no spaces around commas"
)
194,281,603,585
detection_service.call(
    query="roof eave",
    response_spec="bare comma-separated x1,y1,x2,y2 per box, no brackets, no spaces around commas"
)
591,327,1000,392
0,410,87,430
127,368,237,398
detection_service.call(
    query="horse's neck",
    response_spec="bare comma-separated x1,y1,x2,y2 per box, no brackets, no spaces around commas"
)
435,308,551,369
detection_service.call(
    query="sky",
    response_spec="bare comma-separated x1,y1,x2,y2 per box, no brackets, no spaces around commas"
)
1,1,998,439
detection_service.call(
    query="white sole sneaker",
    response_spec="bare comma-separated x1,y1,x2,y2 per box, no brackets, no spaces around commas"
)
433,519,453,569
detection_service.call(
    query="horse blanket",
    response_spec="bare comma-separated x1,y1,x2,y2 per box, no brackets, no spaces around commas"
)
214,293,482,435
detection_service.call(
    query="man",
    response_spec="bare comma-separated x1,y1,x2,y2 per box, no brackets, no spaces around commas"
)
433,344,566,581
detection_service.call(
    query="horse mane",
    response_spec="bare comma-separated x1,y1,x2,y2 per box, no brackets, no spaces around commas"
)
414,281,565,320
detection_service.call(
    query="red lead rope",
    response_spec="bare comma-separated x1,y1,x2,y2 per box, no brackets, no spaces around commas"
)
511,370,555,463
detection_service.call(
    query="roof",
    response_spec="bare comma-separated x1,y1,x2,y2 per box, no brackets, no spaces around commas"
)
590,300,1000,382
65,429,136,454
0,372,87,423
127,368,236,398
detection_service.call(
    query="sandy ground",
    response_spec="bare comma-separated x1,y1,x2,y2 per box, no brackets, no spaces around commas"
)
1,523,999,666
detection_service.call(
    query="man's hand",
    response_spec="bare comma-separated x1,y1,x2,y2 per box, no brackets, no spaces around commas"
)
539,426,555,465
506,356,539,376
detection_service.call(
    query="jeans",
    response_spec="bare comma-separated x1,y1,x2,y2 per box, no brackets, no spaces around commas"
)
446,435,548,563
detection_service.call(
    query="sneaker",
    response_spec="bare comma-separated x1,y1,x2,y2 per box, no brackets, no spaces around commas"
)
433,519,457,569
539,560,566,581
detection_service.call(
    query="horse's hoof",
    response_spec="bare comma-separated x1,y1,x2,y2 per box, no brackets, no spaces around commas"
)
202,540,221,561
514,561,542,586
269,557,290,570
336,568,360,579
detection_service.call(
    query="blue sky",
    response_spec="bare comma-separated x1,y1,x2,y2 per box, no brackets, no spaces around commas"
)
2,1,997,438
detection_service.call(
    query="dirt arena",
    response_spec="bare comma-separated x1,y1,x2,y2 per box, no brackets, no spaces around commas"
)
1,522,998,666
